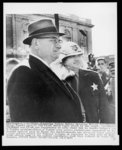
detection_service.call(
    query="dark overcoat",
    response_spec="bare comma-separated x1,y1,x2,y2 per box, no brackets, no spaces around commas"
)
7,55,84,122
66,69,113,123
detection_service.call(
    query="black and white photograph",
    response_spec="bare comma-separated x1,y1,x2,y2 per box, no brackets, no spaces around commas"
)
3,2,118,145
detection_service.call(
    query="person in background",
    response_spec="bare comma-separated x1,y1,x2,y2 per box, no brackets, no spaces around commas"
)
51,41,112,123
87,53,97,71
104,60,115,123
96,57,110,86
7,19,85,122
105,60,115,101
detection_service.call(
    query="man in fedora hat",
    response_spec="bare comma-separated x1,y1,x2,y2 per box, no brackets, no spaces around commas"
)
51,41,112,123
7,19,85,122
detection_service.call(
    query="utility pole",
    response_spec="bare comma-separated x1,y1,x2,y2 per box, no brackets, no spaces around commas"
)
54,14,59,32
12,14,17,57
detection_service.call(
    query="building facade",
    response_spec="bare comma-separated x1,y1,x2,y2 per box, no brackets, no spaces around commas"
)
6,14,94,59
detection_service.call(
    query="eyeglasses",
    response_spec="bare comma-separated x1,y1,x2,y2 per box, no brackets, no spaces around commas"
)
98,63,105,66
37,37,63,44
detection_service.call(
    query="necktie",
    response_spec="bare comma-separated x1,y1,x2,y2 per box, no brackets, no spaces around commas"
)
63,80,86,123
73,74,79,93
66,74,79,93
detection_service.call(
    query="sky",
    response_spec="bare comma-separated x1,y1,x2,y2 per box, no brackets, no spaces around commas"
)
4,2,117,57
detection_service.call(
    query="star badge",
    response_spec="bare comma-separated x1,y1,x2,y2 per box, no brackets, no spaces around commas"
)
106,76,109,80
106,86,112,96
91,83,98,91
106,89,112,96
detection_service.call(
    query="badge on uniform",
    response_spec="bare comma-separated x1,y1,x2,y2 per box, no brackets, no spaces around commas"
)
90,83,98,96
91,83,98,91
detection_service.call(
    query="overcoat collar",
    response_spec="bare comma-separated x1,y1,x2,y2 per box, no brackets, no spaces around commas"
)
29,55,75,99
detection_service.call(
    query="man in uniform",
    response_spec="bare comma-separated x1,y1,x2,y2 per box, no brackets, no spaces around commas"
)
51,41,112,123
104,60,115,123
96,57,110,86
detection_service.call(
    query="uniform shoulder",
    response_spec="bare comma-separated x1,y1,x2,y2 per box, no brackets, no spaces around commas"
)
79,68,99,77
79,69,101,84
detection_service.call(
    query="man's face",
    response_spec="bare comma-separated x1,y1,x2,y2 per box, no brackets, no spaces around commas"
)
63,55,83,72
109,62,115,77
97,59,106,72
36,34,62,63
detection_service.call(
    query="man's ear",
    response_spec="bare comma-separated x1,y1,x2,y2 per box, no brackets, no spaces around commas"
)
31,38,39,49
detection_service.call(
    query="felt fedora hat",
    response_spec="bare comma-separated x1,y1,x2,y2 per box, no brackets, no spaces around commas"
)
23,19,65,45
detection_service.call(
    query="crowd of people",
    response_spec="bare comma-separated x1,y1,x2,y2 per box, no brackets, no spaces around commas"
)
6,19,116,123
87,53,115,123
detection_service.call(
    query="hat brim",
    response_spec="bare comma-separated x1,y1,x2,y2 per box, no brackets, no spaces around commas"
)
96,57,105,61
23,32,65,45
109,62,114,65
62,52,83,61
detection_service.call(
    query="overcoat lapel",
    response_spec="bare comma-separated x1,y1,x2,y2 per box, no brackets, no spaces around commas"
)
78,69,85,90
29,55,74,99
